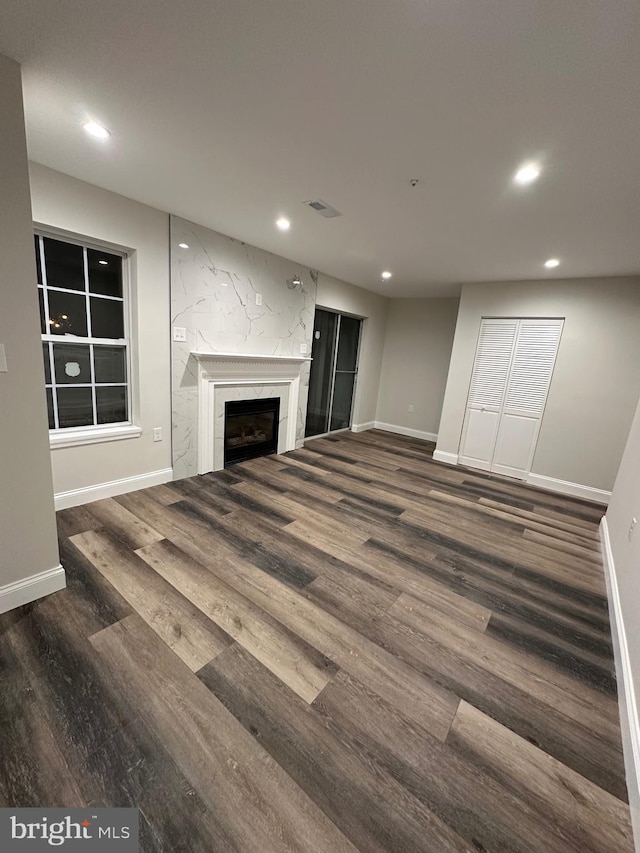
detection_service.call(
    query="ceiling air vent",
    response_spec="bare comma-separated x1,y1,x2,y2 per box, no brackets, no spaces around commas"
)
304,199,342,218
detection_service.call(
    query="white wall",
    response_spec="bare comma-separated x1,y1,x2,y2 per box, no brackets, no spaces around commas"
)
437,277,640,493
29,163,172,503
316,273,389,428
0,56,60,600
604,396,640,845
376,298,459,438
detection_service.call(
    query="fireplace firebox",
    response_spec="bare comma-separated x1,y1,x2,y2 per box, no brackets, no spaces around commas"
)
224,397,280,466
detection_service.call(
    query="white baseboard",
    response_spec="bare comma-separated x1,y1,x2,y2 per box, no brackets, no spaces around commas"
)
429,455,611,504
600,517,640,850
374,422,438,443
0,565,66,614
351,421,375,433
55,467,173,510
433,449,459,465
527,472,611,505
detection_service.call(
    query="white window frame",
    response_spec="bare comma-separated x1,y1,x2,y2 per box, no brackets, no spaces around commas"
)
35,226,141,449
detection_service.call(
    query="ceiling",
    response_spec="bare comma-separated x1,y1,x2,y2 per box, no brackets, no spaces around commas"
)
1,1,639,297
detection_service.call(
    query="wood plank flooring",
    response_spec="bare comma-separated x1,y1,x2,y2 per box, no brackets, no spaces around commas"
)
0,429,634,851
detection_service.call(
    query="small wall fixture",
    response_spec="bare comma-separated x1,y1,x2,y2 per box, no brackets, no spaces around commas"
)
286,275,304,291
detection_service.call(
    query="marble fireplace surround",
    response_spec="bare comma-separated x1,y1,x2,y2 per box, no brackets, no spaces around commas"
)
193,352,312,473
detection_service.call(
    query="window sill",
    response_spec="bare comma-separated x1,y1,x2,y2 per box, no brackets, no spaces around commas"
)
49,423,142,449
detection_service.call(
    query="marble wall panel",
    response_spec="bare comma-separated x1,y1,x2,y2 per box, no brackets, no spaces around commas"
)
170,216,316,478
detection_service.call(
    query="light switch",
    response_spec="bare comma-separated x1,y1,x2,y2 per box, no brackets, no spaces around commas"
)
255,293,263,306
0,344,7,372
300,342,308,354
173,327,187,342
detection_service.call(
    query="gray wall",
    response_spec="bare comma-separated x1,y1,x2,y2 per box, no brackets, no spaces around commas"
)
0,55,59,589
437,277,640,491
376,298,459,436
315,274,389,429
30,163,172,497
605,395,640,841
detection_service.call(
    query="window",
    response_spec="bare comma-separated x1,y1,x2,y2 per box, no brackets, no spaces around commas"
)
35,232,135,443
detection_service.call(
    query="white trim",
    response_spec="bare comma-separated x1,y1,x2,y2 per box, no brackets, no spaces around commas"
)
374,422,438,443
526,472,611,505
36,226,136,443
351,421,375,433
54,467,173,510
600,517,640,850
195,354,306,474
191,351,311,362
50,423,142,449
433,449,460,465
0,565,66,614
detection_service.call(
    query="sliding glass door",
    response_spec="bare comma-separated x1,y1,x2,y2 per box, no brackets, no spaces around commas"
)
305,309,361,437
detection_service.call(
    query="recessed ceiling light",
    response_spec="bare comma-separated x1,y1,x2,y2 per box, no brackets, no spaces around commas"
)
514,162,541,185
276,218,291,231
544,258,560,268
178,242,189,249
381,271,392,280
98,259,108,265
83,121,110,140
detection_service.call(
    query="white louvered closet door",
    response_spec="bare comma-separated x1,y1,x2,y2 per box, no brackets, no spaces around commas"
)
491,319,564,478
459,318,564,478
458,319,519,470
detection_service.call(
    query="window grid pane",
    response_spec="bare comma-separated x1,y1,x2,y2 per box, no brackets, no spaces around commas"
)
36,232,129,432
43,237,85,291
42,343,51,384
53,343,92,385
89,342,98,425
84,247,93,339
47,343,60,429
57,387,94,428
35,236,43,284
96,386,128,424
87,248,123,297
46,388,55,429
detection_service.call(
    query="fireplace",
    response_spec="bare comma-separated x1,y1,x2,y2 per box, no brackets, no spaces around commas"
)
193,352,310,474
224,397,280,466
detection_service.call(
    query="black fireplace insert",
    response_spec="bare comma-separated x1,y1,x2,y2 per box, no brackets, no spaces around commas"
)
224,397,280,466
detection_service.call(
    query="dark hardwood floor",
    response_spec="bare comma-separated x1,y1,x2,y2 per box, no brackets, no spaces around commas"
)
0,430,634,851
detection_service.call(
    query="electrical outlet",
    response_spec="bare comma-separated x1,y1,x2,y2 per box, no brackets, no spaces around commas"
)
408,404,414,413
300,342,308,354
153,427,162,442
173,326,187,342
255,293,263,306
629,517,637,541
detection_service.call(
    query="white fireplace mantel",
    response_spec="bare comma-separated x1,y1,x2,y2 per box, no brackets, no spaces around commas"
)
193,351,310,473
191,351,312,363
